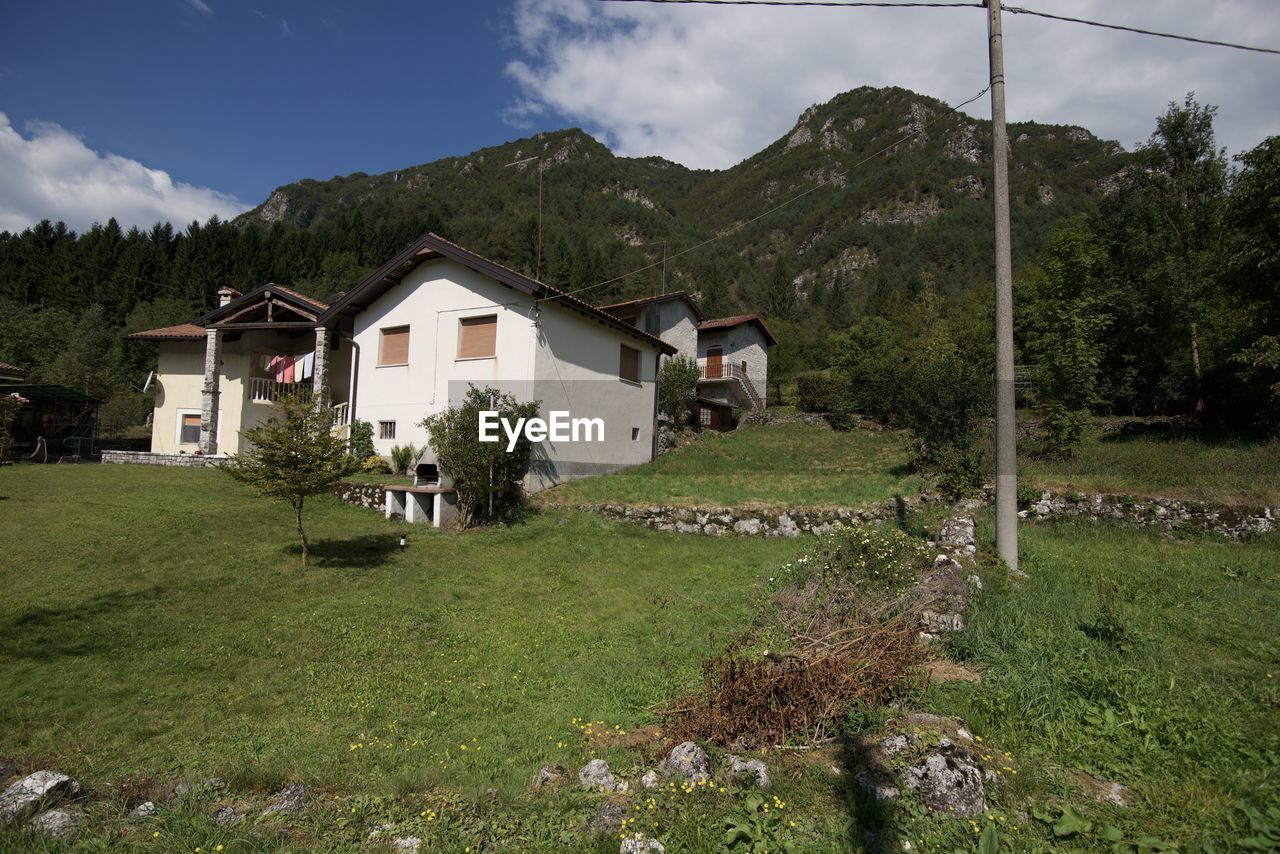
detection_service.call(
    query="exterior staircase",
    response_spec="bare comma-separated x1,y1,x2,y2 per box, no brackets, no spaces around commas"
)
697,360,764,411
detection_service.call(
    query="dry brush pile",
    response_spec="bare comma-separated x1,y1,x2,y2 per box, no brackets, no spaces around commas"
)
661,522,942,748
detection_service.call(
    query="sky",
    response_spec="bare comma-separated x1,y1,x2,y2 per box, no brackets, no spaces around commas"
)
0,0,1277,233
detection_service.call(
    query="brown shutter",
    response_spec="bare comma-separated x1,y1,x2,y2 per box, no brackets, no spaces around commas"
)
458,315,497,359
619,345,640,383
379,326,410,366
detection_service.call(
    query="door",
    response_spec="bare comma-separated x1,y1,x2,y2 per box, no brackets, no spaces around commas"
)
706,346,723,379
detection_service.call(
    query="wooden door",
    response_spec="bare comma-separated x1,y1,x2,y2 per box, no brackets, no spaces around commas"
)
706,347,723,379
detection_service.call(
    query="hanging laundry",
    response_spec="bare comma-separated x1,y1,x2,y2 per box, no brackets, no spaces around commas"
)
267,355,283,383
283,354,295,384
301,350,314,380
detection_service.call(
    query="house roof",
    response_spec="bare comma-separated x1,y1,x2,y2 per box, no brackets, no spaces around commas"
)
319,232,676,354
598,291,705,322
126,323,206,341
0,361,29,378
698,314,778,346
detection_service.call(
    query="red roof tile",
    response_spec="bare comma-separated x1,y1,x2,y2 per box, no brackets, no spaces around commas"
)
697,314,778,346
0,360,28,377
126,323,206,341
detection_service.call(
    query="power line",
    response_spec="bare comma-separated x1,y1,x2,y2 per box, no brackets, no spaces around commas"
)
598,0,980,6
1004,5,1280,57
546,83,990,302
597,0,1280,56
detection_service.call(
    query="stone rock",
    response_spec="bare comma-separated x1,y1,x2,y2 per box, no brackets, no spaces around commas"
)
211,804,239,826
659,741,710,784
533,763,567,789
854,768,900,802
262,783,305,815
641,770,660,789
584,799,627,833
734,518,763,536
579,759,627,793
879,735,912,757
131,801,156,818
920,610,964,634
724,755,770,790
903,752,986,817
620,833,666,853
0,771,82,825
26,808,81,838
1070,770,1130,806
368,822,394,841
392,836,422,852
173,778,224,798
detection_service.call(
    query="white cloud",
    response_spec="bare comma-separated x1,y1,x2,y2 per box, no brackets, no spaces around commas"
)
505,0,1280,168
0,113,248,234
186,0,212,15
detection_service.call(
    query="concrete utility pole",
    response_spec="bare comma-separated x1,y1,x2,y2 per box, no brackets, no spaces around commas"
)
987,0,1019,573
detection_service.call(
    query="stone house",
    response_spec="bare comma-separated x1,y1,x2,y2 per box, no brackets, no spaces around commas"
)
127,233,674,492
598,293,776,428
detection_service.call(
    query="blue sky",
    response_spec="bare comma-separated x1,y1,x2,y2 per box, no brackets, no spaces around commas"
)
2,1,1277,232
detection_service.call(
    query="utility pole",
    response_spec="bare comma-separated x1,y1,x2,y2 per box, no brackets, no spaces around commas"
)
987,0,1019,573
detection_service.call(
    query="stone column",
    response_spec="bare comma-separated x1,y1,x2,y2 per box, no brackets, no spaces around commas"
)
313,326,330,405
199,328,222,455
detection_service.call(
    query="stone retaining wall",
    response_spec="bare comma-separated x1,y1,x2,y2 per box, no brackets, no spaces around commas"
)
1013,489,1276,539
544,498,927,537
100,450,221,468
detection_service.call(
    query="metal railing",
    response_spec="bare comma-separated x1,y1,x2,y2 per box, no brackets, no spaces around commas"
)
695,359,763,411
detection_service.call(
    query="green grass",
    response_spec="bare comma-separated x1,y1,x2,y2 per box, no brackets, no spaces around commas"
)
1019,419,1280,506
542,421,923,509
0,465,803,798
921,517,1280,850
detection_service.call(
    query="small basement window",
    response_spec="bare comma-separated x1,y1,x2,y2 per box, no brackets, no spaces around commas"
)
379,326,410,366
180,413,201,444
619,344,641,383
458,315,497,359
379,421,396,440
700,406,713,427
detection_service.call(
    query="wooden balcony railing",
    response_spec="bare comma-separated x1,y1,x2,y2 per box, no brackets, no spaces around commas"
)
695,359,763,411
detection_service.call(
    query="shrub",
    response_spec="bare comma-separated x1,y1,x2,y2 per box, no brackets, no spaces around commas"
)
795,371,835,413
361,454,391,474
419,385,540,527
389,443,419,475
348,420,375,460
658,355,699,427
900,351,990,499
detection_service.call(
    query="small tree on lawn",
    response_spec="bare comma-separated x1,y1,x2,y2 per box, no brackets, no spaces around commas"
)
220,390,360,566
420,385,539,527
658,355,699,427
1,391,30,463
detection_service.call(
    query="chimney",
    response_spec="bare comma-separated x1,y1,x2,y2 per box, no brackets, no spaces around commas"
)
217,286,241,307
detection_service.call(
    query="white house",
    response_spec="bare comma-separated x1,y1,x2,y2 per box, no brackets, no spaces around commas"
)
128,233,674,492
598,292,776,429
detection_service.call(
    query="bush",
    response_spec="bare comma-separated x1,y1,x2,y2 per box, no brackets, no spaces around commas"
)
389,443,419,475
349,420,375,460
900,351,990,499
658,355,699,427
361,454,391,474
795,372,836,413
419,385,540,527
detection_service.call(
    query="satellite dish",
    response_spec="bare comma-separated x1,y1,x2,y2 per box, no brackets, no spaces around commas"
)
141,371,154,393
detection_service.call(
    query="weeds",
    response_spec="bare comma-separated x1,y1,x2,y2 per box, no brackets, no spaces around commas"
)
1081,572,1130,649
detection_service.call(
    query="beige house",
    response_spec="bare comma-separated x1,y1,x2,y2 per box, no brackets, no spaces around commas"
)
599,292,776,428
128,233,674,491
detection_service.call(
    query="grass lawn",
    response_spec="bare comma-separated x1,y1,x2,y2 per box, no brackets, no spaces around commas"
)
0,465,803,799
540,421,923,509
1018,418,1280,506
913,517,1280,850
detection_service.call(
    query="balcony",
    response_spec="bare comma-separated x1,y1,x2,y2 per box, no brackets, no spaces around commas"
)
695,358,763,411
248,377,349,427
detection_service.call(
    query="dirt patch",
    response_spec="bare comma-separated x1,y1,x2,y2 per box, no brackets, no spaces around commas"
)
924,659,982,683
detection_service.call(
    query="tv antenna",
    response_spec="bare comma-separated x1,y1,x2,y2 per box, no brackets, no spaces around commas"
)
505,155,544,280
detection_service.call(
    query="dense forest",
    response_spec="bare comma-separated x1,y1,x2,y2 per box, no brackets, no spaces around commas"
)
0,86,1276,436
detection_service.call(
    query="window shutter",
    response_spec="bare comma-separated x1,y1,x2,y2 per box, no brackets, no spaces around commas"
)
379,326,410,366
619,345,640,383
458,315,497,359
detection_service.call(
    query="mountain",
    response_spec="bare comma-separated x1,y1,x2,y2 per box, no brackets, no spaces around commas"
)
236,86,1128,317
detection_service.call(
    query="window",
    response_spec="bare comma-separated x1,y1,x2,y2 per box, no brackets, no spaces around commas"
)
458,315,497,359
379,326,410,366
631,427,640,441
700,406,713,427
379,421,396,440
619,344,641,383
180,413,201,444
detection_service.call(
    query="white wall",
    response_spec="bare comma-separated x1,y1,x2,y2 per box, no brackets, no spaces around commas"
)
352,258,540,456
657,300,699,362
697,324,769,408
